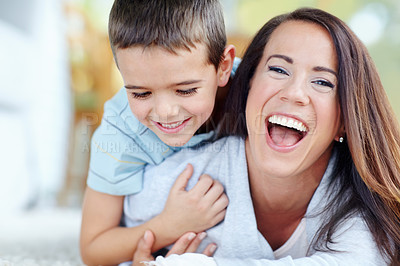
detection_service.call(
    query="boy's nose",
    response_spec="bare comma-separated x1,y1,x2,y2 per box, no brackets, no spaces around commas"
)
154,97,179,121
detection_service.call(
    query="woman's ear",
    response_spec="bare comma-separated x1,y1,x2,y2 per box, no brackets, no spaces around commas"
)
334,123,346,142
217,45,236,87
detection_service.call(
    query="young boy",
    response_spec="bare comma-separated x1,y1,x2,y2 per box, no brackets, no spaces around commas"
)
80,0,236,265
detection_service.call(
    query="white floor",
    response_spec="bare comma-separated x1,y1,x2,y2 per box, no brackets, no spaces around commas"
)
0,208,84,266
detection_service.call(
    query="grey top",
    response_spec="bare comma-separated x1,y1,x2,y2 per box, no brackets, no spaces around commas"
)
123,136,386,265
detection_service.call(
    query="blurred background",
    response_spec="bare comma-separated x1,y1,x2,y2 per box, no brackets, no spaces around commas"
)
0,0,399,264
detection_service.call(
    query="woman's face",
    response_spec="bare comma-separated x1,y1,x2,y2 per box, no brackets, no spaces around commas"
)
245,20,343,180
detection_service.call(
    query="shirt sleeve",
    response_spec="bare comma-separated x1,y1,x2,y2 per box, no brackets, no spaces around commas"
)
87,118,153,196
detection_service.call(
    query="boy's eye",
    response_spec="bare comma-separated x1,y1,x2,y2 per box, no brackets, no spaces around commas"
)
131,91,151,99
176,88,198,96
312,79,335,93
268,66,289,75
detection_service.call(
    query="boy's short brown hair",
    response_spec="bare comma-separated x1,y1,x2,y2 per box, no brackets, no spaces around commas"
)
109,0,226,70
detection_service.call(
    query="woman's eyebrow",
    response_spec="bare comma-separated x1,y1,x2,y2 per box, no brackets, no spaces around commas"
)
266,54,338,77
267,54,293,64
313,66,338,77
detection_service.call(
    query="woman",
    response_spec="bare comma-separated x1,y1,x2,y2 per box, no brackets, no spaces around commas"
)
127,8,400,265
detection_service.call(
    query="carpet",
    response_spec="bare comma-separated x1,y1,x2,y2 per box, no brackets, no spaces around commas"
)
0,208,84,266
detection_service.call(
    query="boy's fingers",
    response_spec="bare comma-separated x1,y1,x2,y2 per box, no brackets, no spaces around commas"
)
210,209,227,226
190,174,214,196
211,193,229,213
171,164,193,192
166,232,196,256
132,230,155,264
202,180,225,203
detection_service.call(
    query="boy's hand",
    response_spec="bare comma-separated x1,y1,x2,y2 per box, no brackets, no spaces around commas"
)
132,230,216,266
159,164,228,241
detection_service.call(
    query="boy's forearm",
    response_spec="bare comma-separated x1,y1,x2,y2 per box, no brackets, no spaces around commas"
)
145,214,183,252
80,187,138,265
81,215,177,266
82,226,140,266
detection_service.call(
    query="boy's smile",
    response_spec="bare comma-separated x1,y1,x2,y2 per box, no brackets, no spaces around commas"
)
116,43,228,146
154,117,192,133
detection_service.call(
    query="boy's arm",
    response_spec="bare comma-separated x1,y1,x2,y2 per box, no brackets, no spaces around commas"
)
80,164,228,266
80,187,131,265
80,187,169,266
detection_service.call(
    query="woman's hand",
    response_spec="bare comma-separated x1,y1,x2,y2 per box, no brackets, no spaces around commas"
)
132,231,155,265
166,231,216,257
132,230,217,266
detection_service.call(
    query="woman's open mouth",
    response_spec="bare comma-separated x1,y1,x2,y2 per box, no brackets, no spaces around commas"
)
267,115,308,147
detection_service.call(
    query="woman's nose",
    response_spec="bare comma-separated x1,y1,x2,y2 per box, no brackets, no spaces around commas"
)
279,77,310,106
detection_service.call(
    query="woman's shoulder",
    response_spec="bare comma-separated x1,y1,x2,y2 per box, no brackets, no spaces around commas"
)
148,136,246,178
188,136,245,161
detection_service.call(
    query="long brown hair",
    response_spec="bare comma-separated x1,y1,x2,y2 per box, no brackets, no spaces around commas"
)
219,8,400,264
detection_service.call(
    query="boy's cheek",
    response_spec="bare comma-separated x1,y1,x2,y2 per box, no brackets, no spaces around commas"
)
127,101,147,120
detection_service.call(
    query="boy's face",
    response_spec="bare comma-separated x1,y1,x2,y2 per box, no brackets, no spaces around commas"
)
116,44,224,147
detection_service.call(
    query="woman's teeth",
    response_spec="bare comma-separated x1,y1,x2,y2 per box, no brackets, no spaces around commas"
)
159,120,184,129
268,115,307,132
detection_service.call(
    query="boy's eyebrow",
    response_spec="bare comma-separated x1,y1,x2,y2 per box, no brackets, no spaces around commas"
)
125,80,203,90
125,85,143,90
174,79,203,86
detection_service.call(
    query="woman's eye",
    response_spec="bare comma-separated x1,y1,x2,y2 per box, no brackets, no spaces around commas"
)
268,66,288,75
176,88,198,96
313,80,335,89
131,91,151,99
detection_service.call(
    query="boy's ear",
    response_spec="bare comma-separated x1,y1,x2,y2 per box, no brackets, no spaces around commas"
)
217,45,236,87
